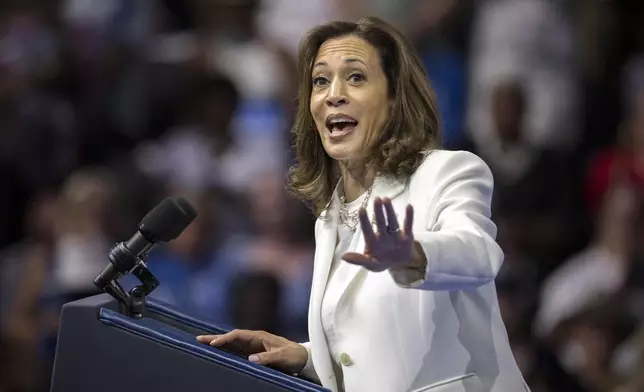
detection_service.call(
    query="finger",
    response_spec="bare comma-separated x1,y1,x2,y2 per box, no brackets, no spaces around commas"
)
342,252,377,269
207,330,238,347
208,329,256,347
373,197,387,233
196,334,220,344
358,208,377,246
403,205,414,236
382,198,399,232
249,349,283,365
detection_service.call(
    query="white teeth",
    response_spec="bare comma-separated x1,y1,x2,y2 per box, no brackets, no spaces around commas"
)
327,115,358,126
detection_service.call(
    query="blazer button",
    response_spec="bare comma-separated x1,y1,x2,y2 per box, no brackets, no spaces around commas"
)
339,353,353,366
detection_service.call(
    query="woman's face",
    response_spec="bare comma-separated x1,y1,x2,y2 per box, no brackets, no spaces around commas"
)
310,35,390,163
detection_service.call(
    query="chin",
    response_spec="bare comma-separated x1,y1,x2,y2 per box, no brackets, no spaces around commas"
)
323,144,359,162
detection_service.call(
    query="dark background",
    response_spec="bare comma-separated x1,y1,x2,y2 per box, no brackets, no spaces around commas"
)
1,1,644,391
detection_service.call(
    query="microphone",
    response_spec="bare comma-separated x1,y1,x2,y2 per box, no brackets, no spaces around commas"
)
93,197,198,290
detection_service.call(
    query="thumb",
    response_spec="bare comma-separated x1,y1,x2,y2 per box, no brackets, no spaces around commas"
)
248,349,283,366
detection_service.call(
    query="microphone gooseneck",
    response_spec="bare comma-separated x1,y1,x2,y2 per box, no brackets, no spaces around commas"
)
93,197,198,291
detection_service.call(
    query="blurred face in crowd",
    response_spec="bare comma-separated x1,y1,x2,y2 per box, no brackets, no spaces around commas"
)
199,0,257,40
310,35,390,163
201,93,236,138
596,183,640,250
58,171,112,234
559,323,611,374
26,192,58,244
491,83,525,144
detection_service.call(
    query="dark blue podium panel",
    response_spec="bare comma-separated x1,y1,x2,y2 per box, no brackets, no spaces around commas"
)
50,294,328,392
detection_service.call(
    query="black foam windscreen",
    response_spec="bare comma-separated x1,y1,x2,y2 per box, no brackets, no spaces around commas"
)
139,197,198,242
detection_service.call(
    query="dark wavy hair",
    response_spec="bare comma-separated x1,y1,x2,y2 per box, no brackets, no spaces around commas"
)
287,16,442,215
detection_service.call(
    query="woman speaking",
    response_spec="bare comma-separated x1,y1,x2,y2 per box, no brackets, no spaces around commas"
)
198,16,529,392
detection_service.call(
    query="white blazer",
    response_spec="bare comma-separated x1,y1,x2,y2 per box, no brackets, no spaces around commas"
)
299,150,530,392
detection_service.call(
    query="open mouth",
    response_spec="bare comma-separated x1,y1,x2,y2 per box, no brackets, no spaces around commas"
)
325,114,358,135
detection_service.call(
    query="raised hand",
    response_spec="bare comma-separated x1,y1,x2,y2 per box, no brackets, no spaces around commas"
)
342,197,415,272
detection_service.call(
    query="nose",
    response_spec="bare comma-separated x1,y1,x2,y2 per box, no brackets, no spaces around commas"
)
326,79,348,107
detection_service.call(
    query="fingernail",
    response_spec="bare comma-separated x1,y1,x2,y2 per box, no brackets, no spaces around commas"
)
249,355,260,363
209,338,219,346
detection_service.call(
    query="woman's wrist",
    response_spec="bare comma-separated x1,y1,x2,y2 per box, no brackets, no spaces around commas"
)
410,241,427,269
292,343,310,374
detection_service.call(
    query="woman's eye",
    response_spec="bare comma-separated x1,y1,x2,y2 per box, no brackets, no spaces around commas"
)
313,77,328,86
349,74,365,83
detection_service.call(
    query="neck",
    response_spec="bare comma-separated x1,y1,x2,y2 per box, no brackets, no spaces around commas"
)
339,161,376,202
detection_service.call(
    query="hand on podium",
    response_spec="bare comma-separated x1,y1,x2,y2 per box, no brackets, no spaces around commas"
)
197,330,308,375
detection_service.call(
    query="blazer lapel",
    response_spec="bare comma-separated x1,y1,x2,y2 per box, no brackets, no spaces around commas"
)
307,189,341,389
334,175,408,313
310,198,339,318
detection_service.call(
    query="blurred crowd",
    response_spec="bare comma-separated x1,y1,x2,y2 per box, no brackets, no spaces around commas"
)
0,0,643,391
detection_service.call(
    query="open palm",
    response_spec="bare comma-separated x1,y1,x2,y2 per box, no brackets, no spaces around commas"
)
342,197,414,272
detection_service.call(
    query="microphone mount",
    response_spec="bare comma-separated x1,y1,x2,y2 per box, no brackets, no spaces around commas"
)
97,241,160,319
93,196,197,319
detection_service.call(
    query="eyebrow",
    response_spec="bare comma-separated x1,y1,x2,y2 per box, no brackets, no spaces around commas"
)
312,58,367,70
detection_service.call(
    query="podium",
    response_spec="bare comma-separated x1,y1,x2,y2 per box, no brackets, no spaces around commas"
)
50,294,328,392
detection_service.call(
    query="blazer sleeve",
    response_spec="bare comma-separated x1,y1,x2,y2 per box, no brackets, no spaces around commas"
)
389,151,504,291
297,342,320,383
